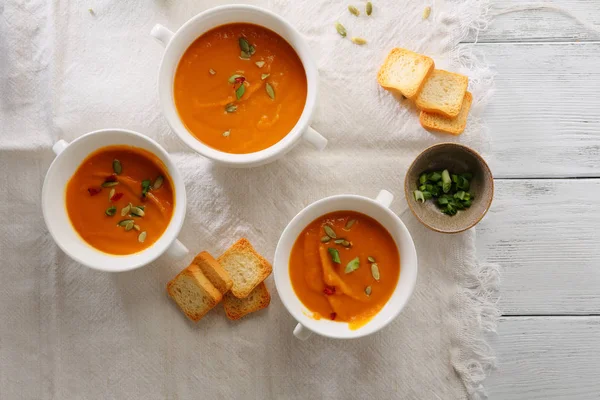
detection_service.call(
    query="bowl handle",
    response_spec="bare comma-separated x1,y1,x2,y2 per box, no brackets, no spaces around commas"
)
375,189,394,208
293,323,313,340
302,127,327,151
52,140,69,156
166,238,189,259
151,24,174,47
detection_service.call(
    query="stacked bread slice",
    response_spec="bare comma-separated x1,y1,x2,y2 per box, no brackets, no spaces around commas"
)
167,238,272,322
377,48,472,135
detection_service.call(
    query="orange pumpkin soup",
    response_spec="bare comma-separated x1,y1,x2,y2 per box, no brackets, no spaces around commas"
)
289,211,400,329
174,23,307,154
65,146,174,255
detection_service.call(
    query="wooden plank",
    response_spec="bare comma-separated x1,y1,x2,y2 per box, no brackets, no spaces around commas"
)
471,42,600,178
488,316,600,399
477,179,600,315
465,0,600,43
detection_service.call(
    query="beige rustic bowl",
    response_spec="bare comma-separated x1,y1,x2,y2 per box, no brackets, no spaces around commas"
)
404,143,493,234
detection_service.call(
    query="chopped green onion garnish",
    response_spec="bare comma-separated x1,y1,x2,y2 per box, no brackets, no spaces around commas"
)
429,171,442,182
441,170,451,193
419,173,428,185
414,190,425,203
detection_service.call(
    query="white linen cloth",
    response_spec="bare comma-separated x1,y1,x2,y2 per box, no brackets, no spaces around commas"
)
0,0,499,399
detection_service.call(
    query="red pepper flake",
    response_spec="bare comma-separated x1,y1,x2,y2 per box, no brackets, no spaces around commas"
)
234,76,246,84
105,174,118,182
330,312,337,320
323,286,336,296
110,192,124,202
87,187,101,196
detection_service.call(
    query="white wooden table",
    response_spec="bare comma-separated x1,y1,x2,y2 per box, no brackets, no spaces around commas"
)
471,1,600,398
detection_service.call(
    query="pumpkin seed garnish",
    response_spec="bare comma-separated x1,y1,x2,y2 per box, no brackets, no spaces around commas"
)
105,206,117,216
328,248,341,264
366,1,373,15
368,256,376,263
101,181,119,188
130,206,145,217
124,221,134,231
255,61,265,68
240,51,251,60
341,240,351,247
236,84,246,100
121,203,132,217
348,5,360,16
324,225,337,239
351,37,367,45
112,159,122,175
109,188,115,200
335,22,347,37
209,68,216,75
153,176,164,190
334,239,344,244
345,257,360,274
365,286,372,296
265,82,275,100
423,6,431,19
249,45,256,56
228,74,244,84
225,103,238,113
133,224,141,231
344,219,356,230
118,219,134,227
321,235,331,243
138,231,147,243
261,73,270,80
239,37,250,53
371,263,381,281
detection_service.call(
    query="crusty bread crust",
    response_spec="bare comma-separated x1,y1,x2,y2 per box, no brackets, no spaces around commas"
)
420,91,472,135
377,48,434,99
223,282,271,320
193,251,233,294
167,264,222,322
217,238,272,299
415,69,468,118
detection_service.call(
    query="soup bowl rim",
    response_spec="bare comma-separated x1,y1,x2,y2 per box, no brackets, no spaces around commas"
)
273,191,418,339
154,4,320,167
42,128,187,272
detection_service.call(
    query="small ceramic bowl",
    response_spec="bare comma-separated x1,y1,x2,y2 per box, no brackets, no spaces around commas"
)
273,190,418,340
404,143,493,234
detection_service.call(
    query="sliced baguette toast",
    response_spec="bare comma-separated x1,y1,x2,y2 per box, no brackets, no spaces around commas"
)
415,69,468,118
193,251,233,294
420,91,473,135
217,238,272,299
167,264,222,322
223,282,271,320
377,48,434,99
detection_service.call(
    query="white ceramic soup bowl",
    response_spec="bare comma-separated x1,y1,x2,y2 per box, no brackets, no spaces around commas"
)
273,190,418,340
151,4,326,168
42,129,189,272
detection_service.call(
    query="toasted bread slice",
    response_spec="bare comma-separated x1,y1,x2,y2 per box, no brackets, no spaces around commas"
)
193,251,233,294
217,238,272,299
223,282,271,320
167,264,222,322
420,91,473,135
415,69,468,118
377,48,434,99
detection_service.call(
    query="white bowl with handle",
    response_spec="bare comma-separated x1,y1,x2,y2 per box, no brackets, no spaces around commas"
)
150,4,327,168
42,129,189,272
273,190,418,339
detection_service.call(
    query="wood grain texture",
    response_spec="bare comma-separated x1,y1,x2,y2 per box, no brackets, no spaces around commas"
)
469,42,600,178
488,316,600,399
464,0,600,43
477,179,600,315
